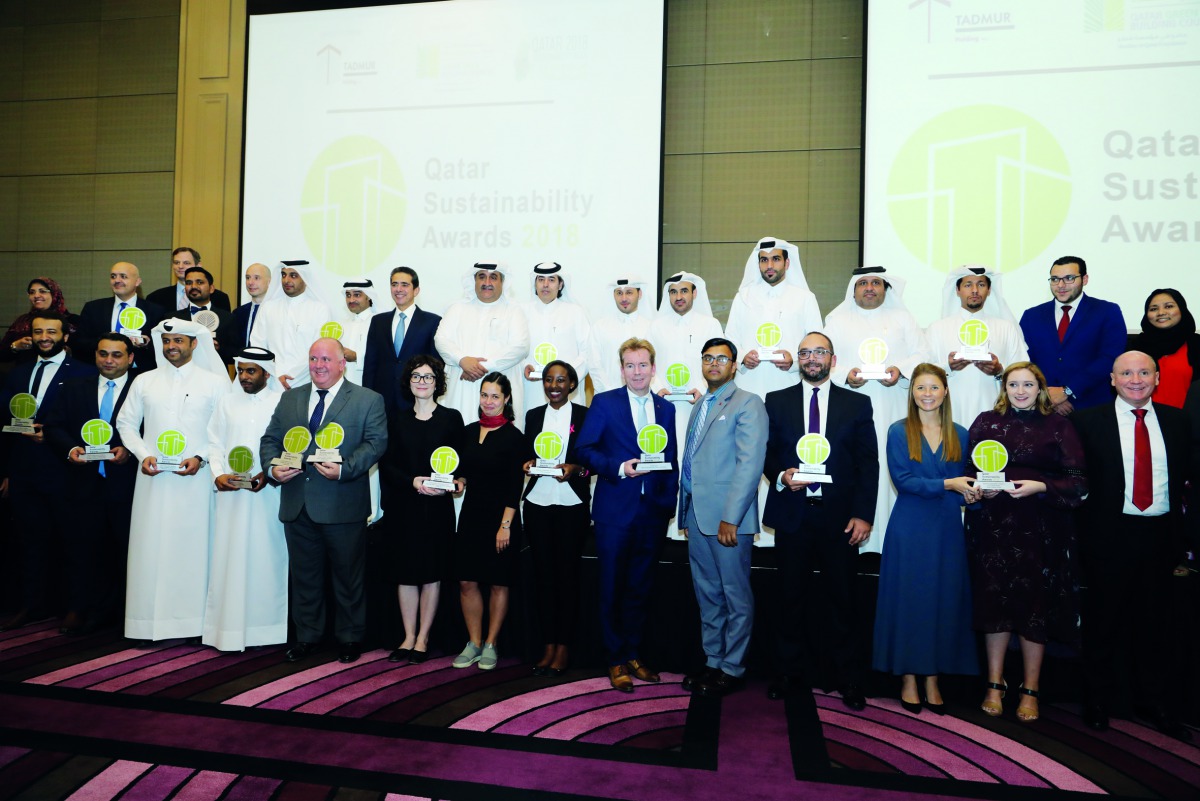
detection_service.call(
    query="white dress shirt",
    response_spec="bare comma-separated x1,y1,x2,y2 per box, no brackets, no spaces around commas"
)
1114,396,1169,516
29,350,66,406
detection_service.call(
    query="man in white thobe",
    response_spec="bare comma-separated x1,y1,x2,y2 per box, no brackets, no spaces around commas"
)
822,267,929,554
202,347,288,651
338,277,386,386
520,262,591,416
588,277,655,395
250,260,334,390
925,265,1029,429
116,319,230,643
434,263,530,426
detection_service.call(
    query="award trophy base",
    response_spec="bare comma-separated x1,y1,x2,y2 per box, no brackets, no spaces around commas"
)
272,452,304,470
637,454,673,472
424,473,456,491
158,456,185,473
3,418,35,434
81,446,115,462
664,391,692,403
974,472,1015,491
795,466,833,484
759,348,787,363
230,474,254,489
308,448,343,463
529,459,561,477
528,370,543,380
953,346,991,361
858,364,891,380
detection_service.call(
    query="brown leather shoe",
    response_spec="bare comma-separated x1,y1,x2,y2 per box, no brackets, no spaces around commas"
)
626,659,660,683
608,664,634,693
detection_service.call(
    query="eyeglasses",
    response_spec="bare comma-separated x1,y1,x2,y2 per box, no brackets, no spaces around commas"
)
1047,275,1080,285
797,348,832,359
701,354,732,365
410,373,437,384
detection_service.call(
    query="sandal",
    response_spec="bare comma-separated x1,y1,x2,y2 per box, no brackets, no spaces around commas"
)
981,679,1007,717
1016,684,1039,722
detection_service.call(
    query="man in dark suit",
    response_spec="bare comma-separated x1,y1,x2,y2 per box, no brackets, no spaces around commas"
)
43,333,138,635
1019,256,1127,414
576,337,678,692
362,266,441,413
762,331,877,710
171,266,237,365
1073,350,1192,740
146,247,231,312
231,262,271,351
260,337,388,664
74,261,167,371
0,311,98,630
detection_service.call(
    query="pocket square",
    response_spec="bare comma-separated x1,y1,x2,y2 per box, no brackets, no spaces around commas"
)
716,415,727,421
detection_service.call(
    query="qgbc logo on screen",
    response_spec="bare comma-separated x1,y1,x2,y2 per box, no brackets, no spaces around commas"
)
300,136,407,276
886,105,1071,273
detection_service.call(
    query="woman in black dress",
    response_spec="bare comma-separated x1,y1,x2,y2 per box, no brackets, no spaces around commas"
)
379,354,464,664
522,360,590,676
451,372,525,670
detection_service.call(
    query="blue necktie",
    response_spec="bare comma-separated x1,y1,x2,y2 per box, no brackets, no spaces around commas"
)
683,393,716,487
98,380,115,477
116,300,128,329
308,389,328,434
393,311,407,357
190,305,204,315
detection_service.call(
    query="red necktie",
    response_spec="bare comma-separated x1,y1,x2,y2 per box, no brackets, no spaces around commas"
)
1057,305,1071,342
1132,408,1151,511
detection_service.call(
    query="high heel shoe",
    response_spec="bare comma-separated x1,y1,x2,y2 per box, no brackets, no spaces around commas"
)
1016,684,1039,723
981,679,1007,717
900,697,923,714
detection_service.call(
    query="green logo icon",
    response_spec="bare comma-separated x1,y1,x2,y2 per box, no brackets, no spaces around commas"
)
858,338,889,365
283,426,313,454
9,393,37,419
958,319,991,348
665,363,691,389
972,440,1010,473
756,323,782,349
430,446,460,475
533,342,558,367
887,105,1071,273
81,418,113,446
796,434,831,465
228,446,255,474
300,135,407,276
118,306,147,330
533,431,564,461
637,424,668,455
156,429,187,457
315,422,345,450
319,321,344,340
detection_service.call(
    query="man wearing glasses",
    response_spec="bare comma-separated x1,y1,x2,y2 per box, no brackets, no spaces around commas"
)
1019,256,1128,414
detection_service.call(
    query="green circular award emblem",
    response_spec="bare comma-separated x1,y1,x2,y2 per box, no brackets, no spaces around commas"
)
81,418,113,447
958,319,990,348
637,424,668,455
533,342,558,367
319,321,344,340
430,446,460,475
118,306,147,330
228,446,255,474
971,440,1010,473
796,433,831,465
858,337,889,365
9,393,37,419
282,426,313,454
665,363,691,389
533,431,564,461
156,429,187,457
756,322,783,349
315,422,345,450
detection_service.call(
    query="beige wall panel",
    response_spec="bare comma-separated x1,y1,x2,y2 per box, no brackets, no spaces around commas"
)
809,57,861,150
665,65,704,155
667,0,706,66
0,103,22,175
706,0,812,65
812,0,863,59
0,253,21,322
17,174,95,251
798,240,862,314
701,151,810,243
21,98,98,176
0,27,23,101
94,172,174,249
703,60,810,153
22,21,100,100
98,94,177,173
194,0,231,78
24,0,100,26
698,240,755,323
807,148,861,241
104,0,180,20
99,15,179,96
660,243,701,297
662,154,702,244
91,248,172,297
0,177,17,250
177,93,230,267
14,250,96,313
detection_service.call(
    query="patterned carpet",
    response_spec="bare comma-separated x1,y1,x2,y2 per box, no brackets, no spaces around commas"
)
1,620,1197,800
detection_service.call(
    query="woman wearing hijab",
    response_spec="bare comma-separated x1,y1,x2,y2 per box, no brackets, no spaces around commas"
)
2,278,78,363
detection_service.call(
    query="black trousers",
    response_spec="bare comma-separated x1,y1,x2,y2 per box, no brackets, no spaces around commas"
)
284,507,367,643
524,501,588,645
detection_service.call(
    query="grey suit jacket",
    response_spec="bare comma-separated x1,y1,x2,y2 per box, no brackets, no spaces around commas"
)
677,382,768,535
260,380,388,524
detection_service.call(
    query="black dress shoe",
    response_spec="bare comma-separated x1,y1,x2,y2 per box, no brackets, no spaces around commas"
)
901,698,923,714
767,675,804,700
388,647,411,663
338,641,362,664
922,699,946,716
1136,706,1193,741
683,667,720,692
0,609,32,632
696,671,745,698
408,648,429,664
1083,703,1109,731
840,683,867,711
285,642,318,662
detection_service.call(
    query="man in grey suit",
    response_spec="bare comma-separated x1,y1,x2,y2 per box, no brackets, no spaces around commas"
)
678,337,768,697
260,337,387,664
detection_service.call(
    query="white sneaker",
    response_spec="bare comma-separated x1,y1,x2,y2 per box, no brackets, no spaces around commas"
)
452,641,482,668
479,642,499,670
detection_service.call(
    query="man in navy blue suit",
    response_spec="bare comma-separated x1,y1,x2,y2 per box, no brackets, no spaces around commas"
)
362,266,441,413
74,261,167,371
576,337,678,692
1019,256,1127,414
231,262,272,351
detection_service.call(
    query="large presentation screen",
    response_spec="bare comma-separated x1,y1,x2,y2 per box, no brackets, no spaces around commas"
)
243,0,666,316
863,1,1199,327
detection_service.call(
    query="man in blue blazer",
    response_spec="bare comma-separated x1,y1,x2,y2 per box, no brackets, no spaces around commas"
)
677,337,767,697
576,337,678,692
1019,256,1128,413
362,267,441,413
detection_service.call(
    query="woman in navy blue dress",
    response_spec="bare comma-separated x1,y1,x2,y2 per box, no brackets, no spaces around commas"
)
873,363,979,714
